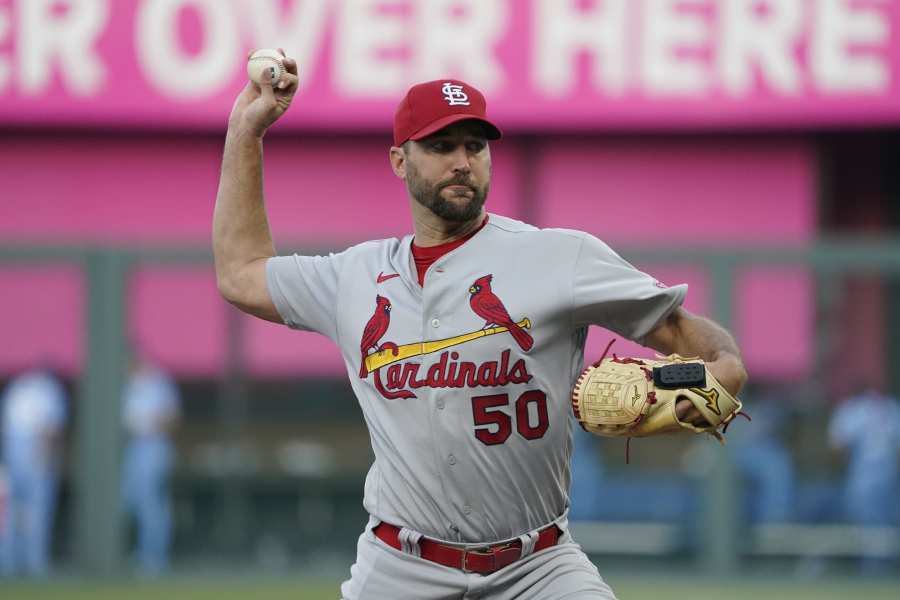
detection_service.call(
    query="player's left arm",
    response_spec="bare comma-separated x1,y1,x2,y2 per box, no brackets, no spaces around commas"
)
643,306,747,398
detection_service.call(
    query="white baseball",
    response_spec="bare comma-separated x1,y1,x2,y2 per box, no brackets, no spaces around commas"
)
247,48,285,86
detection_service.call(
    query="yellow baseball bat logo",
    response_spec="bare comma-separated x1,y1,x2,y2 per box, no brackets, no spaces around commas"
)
364,318,532,372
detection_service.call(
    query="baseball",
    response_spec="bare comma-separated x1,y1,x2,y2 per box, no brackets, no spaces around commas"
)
247,48,285,86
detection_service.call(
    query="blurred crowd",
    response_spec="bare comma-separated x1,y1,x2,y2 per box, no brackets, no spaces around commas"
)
0,349,180,578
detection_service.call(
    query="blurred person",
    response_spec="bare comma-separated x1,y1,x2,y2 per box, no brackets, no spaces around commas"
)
213,52,747,600
568,422,606,522
0,364,68,577
121,350,181,577
828,381,900,575
729,385,794,523
0,465,8,553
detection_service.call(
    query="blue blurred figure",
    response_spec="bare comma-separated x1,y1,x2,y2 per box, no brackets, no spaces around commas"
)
729,386,794,523
0,366,68,577
568,420,605,521
828,383,900,575
121,351,181,577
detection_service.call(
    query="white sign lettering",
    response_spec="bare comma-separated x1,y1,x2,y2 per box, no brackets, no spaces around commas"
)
534,0,627,97
0,0,895,127
335,0,405,96
415,0,507,92
720,0,803,96
642,0,711,96
812,0,890,92
137,0,238,99
0,4,10,92
19,0,108,96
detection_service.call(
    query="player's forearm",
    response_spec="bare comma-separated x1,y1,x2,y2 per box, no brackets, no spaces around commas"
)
648,308,747,395
667,310,738,360
213,124,277,300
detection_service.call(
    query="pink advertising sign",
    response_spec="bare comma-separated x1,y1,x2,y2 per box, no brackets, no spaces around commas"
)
1,0,899,131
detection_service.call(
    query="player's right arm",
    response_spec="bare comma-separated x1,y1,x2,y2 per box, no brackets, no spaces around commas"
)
213,50,299,323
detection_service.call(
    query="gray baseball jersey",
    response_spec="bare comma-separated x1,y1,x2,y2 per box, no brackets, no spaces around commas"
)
267,214,686,544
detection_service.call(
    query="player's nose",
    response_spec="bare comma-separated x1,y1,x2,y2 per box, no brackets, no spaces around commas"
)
449,146,472,174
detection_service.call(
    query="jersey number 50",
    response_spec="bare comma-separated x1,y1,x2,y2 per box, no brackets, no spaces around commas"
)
471,391,549,445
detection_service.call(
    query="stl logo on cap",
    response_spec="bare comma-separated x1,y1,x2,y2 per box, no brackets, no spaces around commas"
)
442,82,470,106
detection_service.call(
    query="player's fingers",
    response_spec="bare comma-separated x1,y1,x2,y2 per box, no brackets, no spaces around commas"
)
675,399,693,421
277,72,298,93
685,408,702,424
277,47,286,57
676,401,710,426
283,56,298,77
259,80,276,105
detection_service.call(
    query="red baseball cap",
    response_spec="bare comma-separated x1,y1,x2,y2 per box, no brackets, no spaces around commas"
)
393,79,502,147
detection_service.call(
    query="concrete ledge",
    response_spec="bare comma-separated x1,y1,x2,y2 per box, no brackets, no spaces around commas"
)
569,521,684,555
748,524,900,558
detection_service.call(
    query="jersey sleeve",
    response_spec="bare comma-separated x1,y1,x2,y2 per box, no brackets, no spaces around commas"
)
828,401,863,449
266,252,345,341
571,234,687,342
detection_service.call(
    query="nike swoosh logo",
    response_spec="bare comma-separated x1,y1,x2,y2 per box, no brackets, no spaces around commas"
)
377,272,400,284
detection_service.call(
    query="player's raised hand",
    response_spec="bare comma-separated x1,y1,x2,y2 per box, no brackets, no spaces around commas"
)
229,48,300,138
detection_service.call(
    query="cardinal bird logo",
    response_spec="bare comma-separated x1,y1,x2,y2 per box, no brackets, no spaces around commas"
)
469,274,534,352
359,295,392,378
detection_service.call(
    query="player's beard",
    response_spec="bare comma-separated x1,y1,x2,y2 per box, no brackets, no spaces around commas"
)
406,161,489,223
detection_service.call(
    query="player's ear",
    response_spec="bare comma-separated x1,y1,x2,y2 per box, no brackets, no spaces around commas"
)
389,146,406,179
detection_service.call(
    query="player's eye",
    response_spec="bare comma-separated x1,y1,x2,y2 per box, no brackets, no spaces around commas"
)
467,141,486,153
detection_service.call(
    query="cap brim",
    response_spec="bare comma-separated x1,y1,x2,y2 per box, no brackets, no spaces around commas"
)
408,114,502,143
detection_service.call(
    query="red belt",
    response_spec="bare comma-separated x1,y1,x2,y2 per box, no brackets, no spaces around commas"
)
373,521,561,575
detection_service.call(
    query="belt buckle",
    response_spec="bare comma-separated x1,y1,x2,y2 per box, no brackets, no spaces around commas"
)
461,543,517,574
461,546,489,573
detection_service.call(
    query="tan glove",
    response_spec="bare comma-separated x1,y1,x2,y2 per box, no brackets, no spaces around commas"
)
572,350,745,443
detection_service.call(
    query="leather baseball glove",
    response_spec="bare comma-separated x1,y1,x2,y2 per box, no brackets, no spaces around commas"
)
572,342,746,448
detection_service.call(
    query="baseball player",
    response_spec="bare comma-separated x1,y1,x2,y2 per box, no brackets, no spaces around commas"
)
0,365,68,577
213,52,747,599
828,383,900,574
121,350,181,576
